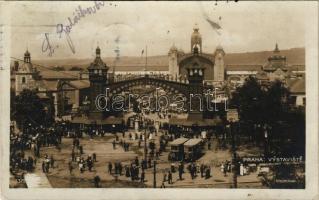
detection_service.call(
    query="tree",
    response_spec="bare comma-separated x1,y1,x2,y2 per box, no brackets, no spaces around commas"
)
230,76,266,141
52,66,65,71
13,89,47,129
70,66,83,71
230,77,305,156
264,80,291,125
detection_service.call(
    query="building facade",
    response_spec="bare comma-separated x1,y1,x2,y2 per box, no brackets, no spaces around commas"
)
168,24,226,85
15,50,41,95
11,25,306,120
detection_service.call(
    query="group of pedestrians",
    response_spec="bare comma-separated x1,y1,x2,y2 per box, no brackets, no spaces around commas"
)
10,151,36,174
187,162,212,180
220,160,232,176
10,122,65,176
108,161,123,175
162,171,173,184
41,154,54,173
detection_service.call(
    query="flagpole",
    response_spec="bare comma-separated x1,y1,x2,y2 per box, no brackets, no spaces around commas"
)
144,45,148,74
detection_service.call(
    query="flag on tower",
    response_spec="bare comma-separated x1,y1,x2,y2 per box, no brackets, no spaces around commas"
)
206,18,221,30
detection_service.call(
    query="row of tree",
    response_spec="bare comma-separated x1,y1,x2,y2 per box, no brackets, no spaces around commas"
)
11,89,53,130
229,77,305,156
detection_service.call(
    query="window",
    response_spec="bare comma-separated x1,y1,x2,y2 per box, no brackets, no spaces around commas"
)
22,77,26,84
199,69,203,76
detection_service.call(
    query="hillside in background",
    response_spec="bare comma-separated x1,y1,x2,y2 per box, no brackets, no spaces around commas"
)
32,47,305,72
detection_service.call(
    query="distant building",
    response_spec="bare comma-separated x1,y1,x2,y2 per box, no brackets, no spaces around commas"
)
287,77,306,107
11,25,306,119
168,24,226,86
14,50,40,95
11,50,86,118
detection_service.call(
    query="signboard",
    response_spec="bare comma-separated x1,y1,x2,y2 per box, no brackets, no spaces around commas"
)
227,109,239,122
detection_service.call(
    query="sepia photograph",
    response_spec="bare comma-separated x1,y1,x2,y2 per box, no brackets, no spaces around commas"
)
0,1,318,200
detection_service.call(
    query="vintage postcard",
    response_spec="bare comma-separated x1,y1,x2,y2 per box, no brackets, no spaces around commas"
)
0,1,318,200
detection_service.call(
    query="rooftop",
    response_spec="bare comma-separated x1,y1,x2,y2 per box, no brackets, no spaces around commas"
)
288,78,305,94
170,137,189,146
184,138,202,146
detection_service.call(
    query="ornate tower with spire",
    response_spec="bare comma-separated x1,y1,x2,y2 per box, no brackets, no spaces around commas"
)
15,50,39,95
191,23,202,53
87,46,109,118
214,45,225,82
168,44,179,78
263,43,287,71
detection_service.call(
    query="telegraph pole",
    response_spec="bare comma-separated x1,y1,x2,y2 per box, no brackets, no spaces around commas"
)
227,109,239,188
144,45,148,75
153,160,156,188
231,121,238,188
144,121,148,168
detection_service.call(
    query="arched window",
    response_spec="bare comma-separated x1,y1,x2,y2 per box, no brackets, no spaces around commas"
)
22,77,26,84
199,69,203,76
189,69,193,76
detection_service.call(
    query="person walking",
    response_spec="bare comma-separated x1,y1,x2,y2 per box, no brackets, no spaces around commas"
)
42,161,46,173
94,175,101,188
163,172,167,183
178,164,183,180
71,150,75,162
205,166,211,179
112,140,116,150
87,159,93,172
118,162,123,176
200,164,205,178
221,163,225,175
125,165,130,177
223,163,227,177
79,145,83,154
130,166,134,181
50,155,54,168
140,170,145,183
108,162,113,174
79,161,84,173
208,141,211,150
69,162,73,175
168,171,172,184
135,157,139,166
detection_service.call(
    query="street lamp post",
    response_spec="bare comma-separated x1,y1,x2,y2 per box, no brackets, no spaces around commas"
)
153,160,156,188
230,121,238,188
144,122,148,167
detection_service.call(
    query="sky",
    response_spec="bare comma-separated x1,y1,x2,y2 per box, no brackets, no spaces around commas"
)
7,1,309,60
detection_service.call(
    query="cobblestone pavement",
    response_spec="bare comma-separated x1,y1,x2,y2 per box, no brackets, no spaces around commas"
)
26,128,266,188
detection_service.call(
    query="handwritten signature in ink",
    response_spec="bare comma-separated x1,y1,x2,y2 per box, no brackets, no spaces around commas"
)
42,33,58,57
41,1,106,57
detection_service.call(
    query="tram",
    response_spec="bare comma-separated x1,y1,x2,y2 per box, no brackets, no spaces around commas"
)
168,137,189,161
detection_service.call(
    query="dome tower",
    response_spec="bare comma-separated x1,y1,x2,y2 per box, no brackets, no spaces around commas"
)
191,23,202,53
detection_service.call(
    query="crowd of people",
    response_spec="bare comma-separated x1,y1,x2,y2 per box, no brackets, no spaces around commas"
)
10,122,65,178
10,117,237,188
